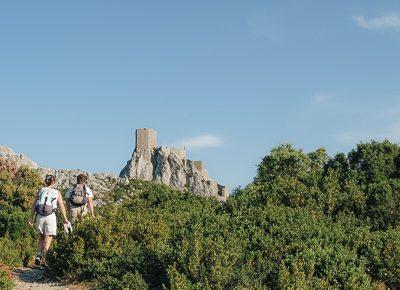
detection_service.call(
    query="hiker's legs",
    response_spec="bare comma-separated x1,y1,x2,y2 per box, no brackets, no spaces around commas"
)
43,235,53,253
70,207,79,223
35,234,45,264
35,214,56,264
70,206,86,224
37,234,45,255
35,235,53,265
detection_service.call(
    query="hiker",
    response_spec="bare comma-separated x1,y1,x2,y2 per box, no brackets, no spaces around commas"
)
65,174,95,223
29,175,69,266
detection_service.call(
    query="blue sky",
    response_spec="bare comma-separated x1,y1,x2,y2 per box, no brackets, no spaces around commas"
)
1,1,400,189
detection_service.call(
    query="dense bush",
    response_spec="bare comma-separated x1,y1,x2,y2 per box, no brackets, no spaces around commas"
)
0,165,42,268
0,264,14,290
47,182,224,289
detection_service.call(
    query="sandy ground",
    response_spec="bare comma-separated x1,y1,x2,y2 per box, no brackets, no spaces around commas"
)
12,268,87,290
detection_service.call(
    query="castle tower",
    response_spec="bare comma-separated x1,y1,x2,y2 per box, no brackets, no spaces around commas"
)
135,128,157,149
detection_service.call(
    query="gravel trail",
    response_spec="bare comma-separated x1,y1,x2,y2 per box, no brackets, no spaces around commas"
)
12,268,86,290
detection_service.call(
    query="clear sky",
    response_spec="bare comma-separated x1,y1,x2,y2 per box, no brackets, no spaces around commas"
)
1,1,400,189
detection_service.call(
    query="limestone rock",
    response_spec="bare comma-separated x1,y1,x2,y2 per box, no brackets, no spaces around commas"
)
120,147,228,201
120,149,154,180
38,168,119,195
0,145,118,197
0,145,38,169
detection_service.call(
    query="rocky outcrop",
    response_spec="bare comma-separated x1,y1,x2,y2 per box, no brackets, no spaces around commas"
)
0,145,38,169
120,146,229,201
0,145,118,198
38,168,119,194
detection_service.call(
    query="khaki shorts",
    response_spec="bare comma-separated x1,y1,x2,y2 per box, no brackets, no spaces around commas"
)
35,212,57,236
69,204,88,223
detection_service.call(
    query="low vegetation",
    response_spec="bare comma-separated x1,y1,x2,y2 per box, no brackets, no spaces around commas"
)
1,140,400,289
0,160,42,288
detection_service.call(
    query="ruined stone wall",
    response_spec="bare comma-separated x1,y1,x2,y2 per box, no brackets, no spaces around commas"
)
171,148,186,160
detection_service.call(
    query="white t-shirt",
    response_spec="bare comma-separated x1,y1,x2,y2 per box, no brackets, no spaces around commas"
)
37,187,59,209
65,185,94,200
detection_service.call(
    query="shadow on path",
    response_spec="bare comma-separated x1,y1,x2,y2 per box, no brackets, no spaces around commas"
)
12,267,75,290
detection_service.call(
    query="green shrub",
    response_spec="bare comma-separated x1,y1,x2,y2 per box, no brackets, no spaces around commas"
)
360,227,400,289
0,166,41,267
0,264,14,290
95,270,149,290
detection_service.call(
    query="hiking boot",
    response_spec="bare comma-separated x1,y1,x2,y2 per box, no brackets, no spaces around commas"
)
35,256,41,266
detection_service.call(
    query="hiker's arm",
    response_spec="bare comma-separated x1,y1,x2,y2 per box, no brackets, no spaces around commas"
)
88,196,95,217
57,191,69,223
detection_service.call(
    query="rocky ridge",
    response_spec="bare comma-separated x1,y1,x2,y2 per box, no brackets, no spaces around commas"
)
1,135,228,201
0,145,38,169
0,145,119,199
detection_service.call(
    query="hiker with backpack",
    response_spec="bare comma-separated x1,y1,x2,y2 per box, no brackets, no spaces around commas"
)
65,174,95,223
29,174,70,266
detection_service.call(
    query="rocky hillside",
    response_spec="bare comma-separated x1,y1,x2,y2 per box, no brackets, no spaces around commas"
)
0,145,119,199
1,142,228,201
39,168,119,201
120,146,228,201
0,145,38,169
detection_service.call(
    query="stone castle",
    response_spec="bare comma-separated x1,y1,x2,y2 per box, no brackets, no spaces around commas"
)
120,128,228,200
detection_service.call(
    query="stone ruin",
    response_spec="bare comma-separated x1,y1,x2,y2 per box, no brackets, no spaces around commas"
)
120,128,229,200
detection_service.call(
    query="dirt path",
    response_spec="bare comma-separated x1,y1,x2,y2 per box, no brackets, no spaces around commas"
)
12,268,86,290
